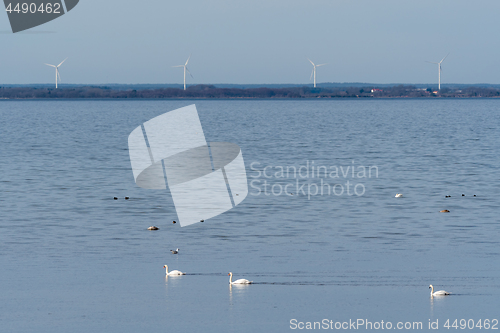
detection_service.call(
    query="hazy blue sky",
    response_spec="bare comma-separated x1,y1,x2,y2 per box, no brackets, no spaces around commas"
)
1,0,499,84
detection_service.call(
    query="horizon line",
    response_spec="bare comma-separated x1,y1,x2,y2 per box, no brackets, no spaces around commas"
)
2,82,500,86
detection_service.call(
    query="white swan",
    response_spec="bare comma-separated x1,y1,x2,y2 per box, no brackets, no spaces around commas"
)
228,272,252,284
163,265,185,276
395,193,403,198
429,284,451,296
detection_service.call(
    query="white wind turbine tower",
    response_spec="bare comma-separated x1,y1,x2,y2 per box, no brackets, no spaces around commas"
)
308,58,326,88
44,58,67,89
173,55,193,90
426,53,449,90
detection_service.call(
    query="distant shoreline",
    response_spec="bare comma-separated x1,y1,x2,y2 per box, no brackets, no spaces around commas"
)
1,85,500,99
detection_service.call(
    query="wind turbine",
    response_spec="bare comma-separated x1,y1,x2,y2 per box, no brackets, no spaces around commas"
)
44,58,67,89
426,53,449,90
308,58,326,88
173,55,193,90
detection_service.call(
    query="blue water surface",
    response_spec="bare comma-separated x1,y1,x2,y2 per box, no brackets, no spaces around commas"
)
0,99,499,332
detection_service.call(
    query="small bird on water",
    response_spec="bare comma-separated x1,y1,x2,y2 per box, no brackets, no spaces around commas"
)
170,248,179,254
147,226,159,230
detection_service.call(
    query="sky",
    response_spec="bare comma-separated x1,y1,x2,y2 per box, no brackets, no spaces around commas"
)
1,0,499,85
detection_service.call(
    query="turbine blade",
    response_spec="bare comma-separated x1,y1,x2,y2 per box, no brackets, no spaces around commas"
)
185,54,191,66
172,65,184,68
310,69,314,80
57,70,61,83
440,53,449,63
186,67,193,78
307,58,315,66
44,63,56,67
57,57,68,67
316,63,327,67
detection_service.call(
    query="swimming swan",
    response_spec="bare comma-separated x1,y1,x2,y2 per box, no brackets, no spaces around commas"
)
228,272,252,284
429,285,451,296
163,265,185,276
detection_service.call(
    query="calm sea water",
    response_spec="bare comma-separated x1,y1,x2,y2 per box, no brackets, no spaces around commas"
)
1,99,499,332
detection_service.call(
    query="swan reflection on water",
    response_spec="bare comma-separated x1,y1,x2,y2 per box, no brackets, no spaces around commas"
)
229,282,251,305
429,285,452,317
164,274,184,287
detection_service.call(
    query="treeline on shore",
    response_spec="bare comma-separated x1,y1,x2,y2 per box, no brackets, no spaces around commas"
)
1,84,500,99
